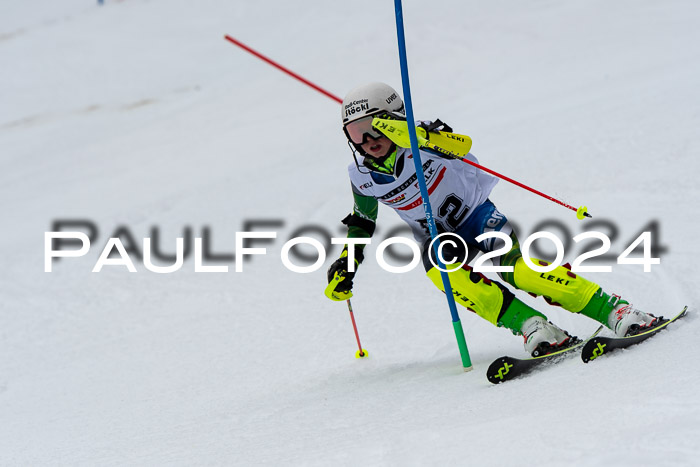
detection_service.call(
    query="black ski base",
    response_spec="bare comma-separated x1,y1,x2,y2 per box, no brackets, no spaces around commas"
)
581,306,688,363
487,326,603,384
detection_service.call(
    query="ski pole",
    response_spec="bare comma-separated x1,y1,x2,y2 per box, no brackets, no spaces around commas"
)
455,156,591,219
223,35,342,104
370,117,592,220
223,36,589,220
346,299,368,358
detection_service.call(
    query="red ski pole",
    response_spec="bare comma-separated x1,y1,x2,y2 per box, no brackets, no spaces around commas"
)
456,156,592,219
346,299,368,358
224,35,342,104
224,36,590,219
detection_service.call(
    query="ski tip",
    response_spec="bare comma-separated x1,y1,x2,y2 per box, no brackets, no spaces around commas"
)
581,337,604,363
581,306,689,364
486,356,516,384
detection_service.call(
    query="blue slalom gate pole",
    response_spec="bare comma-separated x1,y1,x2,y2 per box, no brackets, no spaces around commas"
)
393,0,473,371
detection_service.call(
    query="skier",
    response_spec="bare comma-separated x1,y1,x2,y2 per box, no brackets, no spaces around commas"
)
326,82,660,357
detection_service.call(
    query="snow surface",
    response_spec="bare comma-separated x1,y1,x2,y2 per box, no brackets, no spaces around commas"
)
2,0,699,465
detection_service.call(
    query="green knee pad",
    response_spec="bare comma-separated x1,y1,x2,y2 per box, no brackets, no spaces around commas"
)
513,258,599,313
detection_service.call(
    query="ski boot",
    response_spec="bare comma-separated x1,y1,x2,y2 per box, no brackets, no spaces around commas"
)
521,316,578,357
608,302,661,337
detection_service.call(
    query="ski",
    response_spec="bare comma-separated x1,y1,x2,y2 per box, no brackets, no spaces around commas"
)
581,306,688,363
486,326,604,384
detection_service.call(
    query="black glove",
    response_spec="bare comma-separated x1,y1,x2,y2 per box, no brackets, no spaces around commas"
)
326,248,365,293
418,118,453,134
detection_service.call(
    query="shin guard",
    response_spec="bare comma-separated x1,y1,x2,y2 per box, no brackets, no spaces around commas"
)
427,264,512,326
513,258,599,313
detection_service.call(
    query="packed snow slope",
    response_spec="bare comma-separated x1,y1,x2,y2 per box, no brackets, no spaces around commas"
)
2,0,699,465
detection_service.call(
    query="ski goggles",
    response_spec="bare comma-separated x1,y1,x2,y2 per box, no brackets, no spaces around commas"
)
344,112,397,145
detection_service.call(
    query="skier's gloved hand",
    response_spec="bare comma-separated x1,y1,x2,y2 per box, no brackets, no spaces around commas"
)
327,257,356,293
326,247,364,293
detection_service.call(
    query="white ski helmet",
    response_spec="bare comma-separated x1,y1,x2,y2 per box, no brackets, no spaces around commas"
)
341,82,405,126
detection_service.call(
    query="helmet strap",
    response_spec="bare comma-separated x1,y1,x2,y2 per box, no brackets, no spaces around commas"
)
347,141,399,176
347,140,371,174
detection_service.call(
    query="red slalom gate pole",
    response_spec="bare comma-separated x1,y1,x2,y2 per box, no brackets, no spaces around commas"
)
224,35,342,104
346,299,368,358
